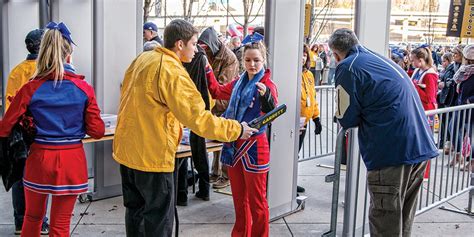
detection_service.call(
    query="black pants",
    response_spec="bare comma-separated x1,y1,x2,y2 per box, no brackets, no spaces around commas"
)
437,105,451,148
177,158,188,203
298,125,307,152
120,165,174,237
190,132,210,194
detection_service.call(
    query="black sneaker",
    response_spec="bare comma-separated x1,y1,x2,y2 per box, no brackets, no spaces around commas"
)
41,222,49,235
195,190,210,201
14,226,21,235
297,185,305,193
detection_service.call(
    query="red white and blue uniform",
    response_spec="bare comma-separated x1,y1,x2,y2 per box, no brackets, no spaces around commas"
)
207,66,277,237
0,66,104,196
207,67,277,173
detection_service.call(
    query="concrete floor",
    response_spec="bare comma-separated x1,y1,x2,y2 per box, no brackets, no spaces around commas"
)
0,156,473,236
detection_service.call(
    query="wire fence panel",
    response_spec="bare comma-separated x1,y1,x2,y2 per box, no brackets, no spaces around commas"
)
299,85,339,162
323,104,474,237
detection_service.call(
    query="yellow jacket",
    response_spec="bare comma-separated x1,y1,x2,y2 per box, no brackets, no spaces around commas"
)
309,50,316,68
113,47,242,172
300,70,320,125
5,60,36,111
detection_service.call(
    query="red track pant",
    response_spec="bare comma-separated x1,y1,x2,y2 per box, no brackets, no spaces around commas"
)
228,160,269,237
423,160,430,179
22,189,77,237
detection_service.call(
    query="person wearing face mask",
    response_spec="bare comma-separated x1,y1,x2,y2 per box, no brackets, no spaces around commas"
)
206,40,278,237
113,19,256,237
330,28,438,237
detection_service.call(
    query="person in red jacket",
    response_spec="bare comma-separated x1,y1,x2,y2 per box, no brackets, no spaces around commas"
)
206,41,278,237
410,46,439,179
0,22,104,237
410,47,439,111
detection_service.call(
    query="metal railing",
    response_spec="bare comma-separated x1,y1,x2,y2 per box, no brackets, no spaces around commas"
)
322,128,347,237
299,85,339,162
323,104,474,236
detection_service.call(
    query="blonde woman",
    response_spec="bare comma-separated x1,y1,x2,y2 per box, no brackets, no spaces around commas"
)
0,22,104,236
410,46,439,179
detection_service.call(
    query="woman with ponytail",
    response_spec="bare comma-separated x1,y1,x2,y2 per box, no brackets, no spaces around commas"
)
410,46,439,179
410,47,439,110
206,40,277,237
0,22,104,236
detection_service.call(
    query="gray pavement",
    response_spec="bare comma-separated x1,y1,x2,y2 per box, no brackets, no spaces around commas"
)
0,156,472,236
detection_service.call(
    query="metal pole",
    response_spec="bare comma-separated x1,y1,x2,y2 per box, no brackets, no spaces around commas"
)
0,0,5,115
322,128,347,237
353,0,361,35
264,0,273,53
226,0,229,36
39,0,51,28
164,0,167,26
307,0,315,44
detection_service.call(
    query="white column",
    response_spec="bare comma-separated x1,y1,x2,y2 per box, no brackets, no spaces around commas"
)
51,0,93,84
354,0,392,56
49,0,142,199
343,0,392,236
266,0,306,219
1,0,39,113
4,0,39,78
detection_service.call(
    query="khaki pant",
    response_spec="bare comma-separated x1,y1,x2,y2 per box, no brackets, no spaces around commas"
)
367,161,427,237
211,151,228,178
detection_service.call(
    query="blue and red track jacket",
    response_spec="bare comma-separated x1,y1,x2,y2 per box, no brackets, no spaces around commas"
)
0,70,104,145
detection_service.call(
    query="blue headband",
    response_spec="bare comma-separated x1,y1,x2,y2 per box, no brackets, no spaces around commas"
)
242,32,264,45
45,22,76,46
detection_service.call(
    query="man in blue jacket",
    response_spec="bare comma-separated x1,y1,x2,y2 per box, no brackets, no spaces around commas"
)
329,28,438,237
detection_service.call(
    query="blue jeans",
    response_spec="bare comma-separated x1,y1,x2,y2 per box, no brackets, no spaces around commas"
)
449,111,473,153
12,180,48,229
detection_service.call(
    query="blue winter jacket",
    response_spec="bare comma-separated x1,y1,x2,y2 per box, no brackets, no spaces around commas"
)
335,45,438,170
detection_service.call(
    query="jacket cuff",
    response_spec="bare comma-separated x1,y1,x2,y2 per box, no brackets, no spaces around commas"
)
238,123,243,139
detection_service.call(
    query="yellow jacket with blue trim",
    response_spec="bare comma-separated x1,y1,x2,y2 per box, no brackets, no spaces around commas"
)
5,60,36,111
300,70,320,125
113,47,242,172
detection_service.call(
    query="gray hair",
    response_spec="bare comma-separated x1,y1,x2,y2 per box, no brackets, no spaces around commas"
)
143,40,160,51
328,28,359,55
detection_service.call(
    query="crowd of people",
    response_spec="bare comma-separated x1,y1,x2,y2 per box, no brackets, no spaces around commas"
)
390,43,474,171
0,17,472,237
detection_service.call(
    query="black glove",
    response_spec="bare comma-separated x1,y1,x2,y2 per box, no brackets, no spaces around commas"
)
313,117,322,135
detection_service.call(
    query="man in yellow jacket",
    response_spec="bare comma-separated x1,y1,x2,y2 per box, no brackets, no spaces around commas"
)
113,19,256,237
5,29,44,111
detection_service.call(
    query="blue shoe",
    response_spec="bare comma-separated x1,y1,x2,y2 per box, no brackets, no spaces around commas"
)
41,222,49,235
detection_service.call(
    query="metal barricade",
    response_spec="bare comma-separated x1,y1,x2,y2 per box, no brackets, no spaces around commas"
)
323,104,474,236
299,85,338,162
322,128,348,237
418,104,473,215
